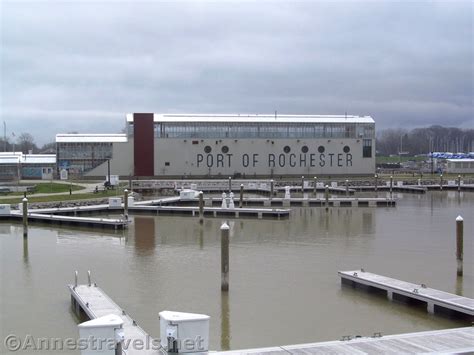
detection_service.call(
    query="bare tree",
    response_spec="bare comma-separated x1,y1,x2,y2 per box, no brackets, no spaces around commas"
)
16,133,37,154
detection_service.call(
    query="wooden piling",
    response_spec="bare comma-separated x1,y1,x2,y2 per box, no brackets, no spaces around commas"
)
199,191,204,224
270,179,274,198
458,175,461,192
239,184,244,208
345,179,349,196
390,176,393,196
22,197,28,237
221,223,230,292
456,216,463,276
313,177,317,194
440,174,443,190
325,185,329,211
374,174,378,192
301,176,305,194
124,189,129,220
228,177,232,193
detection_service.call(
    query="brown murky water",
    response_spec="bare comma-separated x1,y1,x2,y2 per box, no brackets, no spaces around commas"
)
0,191,472,353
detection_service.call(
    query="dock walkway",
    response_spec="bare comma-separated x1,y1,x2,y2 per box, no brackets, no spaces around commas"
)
215,327,474,354
339,270,474,319
68,283,162,355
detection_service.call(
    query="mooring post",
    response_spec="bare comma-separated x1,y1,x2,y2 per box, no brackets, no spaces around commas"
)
228,177,232,193
199,191,204,224
440,174,443,190
390,175,393,197
87,270,91,287
239,184,244,208
124,189,129,221
325,185,329,211
313,176,317,194
374,174,378,192
457,175,461,192
221,223,230,292
456,215,463,276
270,179,274,199
22,197,28,238
74,270,78,288
301,176,305,194
345,179,349,196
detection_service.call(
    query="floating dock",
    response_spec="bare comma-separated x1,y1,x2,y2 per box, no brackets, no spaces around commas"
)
68,281,159,355
4,211,127,229
208,197,395,207
215,327,474,354
339,270,474,320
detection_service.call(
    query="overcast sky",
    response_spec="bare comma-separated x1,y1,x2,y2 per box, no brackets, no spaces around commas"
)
1,0,473,145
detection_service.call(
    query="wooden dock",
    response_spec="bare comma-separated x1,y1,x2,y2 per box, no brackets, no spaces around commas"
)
129,205,290,219
208,197,396,207
69,282,161,355
4,211,127,229
339,270,474,320
215,327,474,354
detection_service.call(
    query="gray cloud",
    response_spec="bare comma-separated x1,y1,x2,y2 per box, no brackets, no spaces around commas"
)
1,0,472,145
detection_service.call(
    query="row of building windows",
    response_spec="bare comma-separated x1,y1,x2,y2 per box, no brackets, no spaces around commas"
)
127,123,375,139
57,143,113,160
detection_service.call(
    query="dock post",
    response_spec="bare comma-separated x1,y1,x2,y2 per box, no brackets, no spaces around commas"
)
440,174,443,190
345,179,349,196
199,191,204,224
74,270,78,288
239,184,244,208
221,223,230,292
228,177,232,193
456,215,463,276
124,189,129,221
457,175,461,192
301,176,305,194
325,185,329,211
313,177,317,194
22,197,28,238
390,175,393,197
270,179,274,199
87,270,91,286
374,174,378,192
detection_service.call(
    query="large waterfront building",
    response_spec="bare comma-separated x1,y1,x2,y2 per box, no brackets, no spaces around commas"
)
56,113,375,178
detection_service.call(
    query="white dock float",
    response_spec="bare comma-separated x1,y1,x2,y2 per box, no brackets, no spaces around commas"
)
68,283,161,355
339,270,474,319
7,211,127,229
215,327,474,354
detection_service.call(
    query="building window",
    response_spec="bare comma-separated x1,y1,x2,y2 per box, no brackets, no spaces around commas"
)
165,162,170,166
363,139,372,158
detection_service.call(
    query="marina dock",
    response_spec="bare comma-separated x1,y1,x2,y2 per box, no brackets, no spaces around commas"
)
68,281,160,355
215,327,474,354
4,211,127,229
339,270,474,320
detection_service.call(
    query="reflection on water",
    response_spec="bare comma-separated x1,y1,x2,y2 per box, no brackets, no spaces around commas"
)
0,191,472,353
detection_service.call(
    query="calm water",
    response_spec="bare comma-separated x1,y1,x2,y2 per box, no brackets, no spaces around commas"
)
0,191,472,353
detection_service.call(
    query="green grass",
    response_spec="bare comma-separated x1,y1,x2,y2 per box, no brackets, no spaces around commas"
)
1,188,126,205
1,182,85,196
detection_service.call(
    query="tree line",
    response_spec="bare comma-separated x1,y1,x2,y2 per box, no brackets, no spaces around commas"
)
1,125,473,156
376,125,474,156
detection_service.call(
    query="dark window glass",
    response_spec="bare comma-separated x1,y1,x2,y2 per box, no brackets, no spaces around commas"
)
363,139,372,158
165,162,170,166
